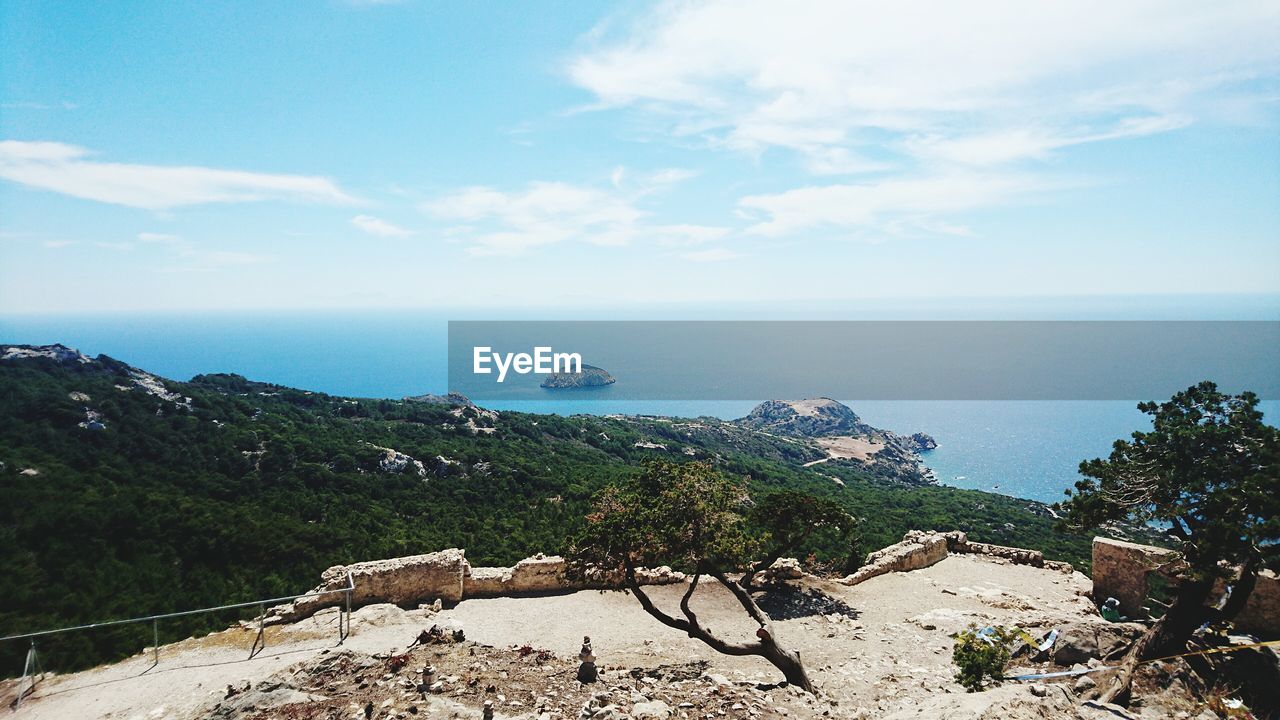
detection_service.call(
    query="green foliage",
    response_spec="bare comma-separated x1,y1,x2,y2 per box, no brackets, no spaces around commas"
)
951,624,1031,692
0,354,1092,674
1060,381,1279,577
570,461,758,574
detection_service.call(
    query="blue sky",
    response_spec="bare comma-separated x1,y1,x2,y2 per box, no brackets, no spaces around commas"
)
1,0,1278,313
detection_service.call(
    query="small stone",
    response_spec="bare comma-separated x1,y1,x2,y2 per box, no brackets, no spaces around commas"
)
1074,674,1097,693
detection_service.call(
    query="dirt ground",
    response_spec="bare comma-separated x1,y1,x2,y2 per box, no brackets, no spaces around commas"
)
0,555,1116,719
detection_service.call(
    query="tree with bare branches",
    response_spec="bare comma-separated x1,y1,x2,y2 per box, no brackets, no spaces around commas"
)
568,461,856,693
1060,381,1279,704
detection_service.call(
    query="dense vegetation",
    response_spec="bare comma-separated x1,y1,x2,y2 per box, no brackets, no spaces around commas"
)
1061,382,1279,704
0,349,1091,674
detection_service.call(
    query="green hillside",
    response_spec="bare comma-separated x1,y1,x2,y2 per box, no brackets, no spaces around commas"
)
0,345,1092,673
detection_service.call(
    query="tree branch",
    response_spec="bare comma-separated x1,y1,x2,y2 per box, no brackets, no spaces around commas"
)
680,572,702,627
623,560,760,657
710,570,771,630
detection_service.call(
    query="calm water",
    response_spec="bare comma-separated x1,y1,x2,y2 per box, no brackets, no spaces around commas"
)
3,311,1274,505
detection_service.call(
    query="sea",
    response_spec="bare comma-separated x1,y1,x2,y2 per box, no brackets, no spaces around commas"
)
2,305,1276,506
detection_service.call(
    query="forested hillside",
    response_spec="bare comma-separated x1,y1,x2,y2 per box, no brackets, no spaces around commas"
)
0,345,1091,672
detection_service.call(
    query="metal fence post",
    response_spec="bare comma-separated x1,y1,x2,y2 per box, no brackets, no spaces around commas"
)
249,603,265,659
14,640,40,710
340,571,353,644
151,619,159,669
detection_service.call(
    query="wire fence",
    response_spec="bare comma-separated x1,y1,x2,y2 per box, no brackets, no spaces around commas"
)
1,571,355,710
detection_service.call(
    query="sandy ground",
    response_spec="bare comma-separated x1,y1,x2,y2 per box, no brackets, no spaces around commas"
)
4,555,1099,719
2,605,442,720
803,436,884,466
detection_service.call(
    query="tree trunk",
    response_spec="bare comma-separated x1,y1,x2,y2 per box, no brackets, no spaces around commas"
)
1098,577,1213,704
621,563,818,694
759,634,813,692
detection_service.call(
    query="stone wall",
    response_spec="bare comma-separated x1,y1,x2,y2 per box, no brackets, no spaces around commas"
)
840,530,951,586
463,553,684,597
1091,537,1277,637
268,549,684,623
838,530,1070,587
269,548,466,623
1235,569,1280,639
1091,537,1183,618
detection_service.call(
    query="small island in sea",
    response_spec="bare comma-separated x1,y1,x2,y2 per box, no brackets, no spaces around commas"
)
540,363,616,389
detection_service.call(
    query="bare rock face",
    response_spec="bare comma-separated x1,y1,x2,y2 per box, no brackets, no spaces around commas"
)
1049,621,1146,665
841,530,950,586
737,398,874,437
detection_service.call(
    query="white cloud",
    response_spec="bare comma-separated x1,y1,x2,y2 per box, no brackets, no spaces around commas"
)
680,248,740,262
738,172,1066,237
0,140,360,209
653,224,730,246
351,214,414,238
569,0,1279,169
422,180,728,256
137,232,184,244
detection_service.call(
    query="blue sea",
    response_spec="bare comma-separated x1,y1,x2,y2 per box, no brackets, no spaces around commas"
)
2,308,1276,505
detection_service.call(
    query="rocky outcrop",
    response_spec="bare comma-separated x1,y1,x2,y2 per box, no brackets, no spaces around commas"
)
370,444,427,477
841,530,951,586
1,343,91,364
905,432,938,452
540,364,616,389
737,398,875,437
1047,621,1146,665
404,391,476,406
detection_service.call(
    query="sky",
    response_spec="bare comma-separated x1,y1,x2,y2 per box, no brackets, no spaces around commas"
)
1,0,1278,314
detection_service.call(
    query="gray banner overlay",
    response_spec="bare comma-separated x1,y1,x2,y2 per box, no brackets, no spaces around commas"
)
447,321,1279,401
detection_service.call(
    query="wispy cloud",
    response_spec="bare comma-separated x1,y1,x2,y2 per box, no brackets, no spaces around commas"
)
422,179,728,256
680,248,740,262
738,172,1070,237
1,101,78,111
351,214,415,238
569,0,1277,171
567,1,1278,241
93,241,135,251
0,140,360,210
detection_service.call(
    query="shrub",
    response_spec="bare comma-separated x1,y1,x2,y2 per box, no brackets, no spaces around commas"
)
952,624,1029,692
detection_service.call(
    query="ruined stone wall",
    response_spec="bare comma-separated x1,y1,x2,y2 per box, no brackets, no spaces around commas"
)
1091,538,1183,618
268,549,683,623
840,530,951,586
1091,537,1277,637
1235,569,1279,639
837,530,1071,587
